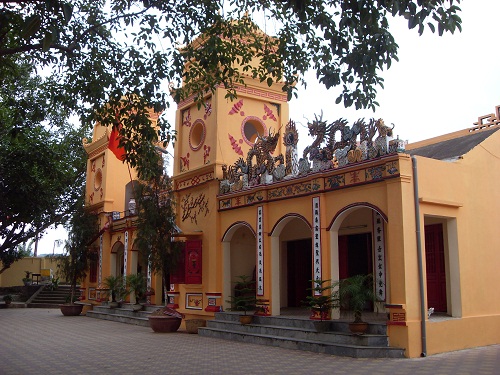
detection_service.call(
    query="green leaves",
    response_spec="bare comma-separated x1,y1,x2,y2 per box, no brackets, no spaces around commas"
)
1,0,463,124
0,61,87,260
21,15,42,40
62,3,73,23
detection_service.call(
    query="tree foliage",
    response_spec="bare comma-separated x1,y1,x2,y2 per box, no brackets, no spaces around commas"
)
56,189,98,303
1,1,461,268
1,1,462,162
134,156,182,294
0,61,87,267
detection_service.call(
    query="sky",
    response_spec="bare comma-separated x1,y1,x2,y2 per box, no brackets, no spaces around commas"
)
37,0,499,255
287,0,500,144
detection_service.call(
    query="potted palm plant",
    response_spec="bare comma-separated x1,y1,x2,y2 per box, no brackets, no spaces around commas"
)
3,294,13,306
338,274,376,334
304,278,340,332
103,275,128,308
227,275,257,324
126,273,146,311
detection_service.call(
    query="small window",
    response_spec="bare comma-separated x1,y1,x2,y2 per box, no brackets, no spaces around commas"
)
189,119,206,151
241,116,267,146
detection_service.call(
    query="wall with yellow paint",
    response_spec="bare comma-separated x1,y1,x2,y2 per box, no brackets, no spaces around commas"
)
0,257,61,287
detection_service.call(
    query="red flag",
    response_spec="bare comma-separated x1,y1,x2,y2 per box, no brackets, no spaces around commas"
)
108,123,126,161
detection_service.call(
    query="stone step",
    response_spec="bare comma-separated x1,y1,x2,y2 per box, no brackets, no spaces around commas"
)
93,305,152,317
30,298,66,304
197,312,404,358
37,291,74,296
215,312,387,335
28,286,81,308
86,309,150,327
206,320,388,346
28,303,62,308
198,327,405,358
85,304,166,327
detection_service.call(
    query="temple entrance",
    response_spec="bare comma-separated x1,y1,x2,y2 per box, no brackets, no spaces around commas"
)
425,223,447,312
229,225,256,292
116,248,125,277
110,242,125,277
338,233,373,279
286,239,312,307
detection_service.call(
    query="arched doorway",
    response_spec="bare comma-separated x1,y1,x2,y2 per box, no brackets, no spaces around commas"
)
329,204,388,318
130,241,147,276
110,242,125,277
222,222,256,310
270,214,312,313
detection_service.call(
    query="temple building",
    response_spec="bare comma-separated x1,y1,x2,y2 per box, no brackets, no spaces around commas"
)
79,24,500,358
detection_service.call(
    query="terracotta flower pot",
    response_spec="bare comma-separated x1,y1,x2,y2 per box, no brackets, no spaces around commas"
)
349,321,368,334
185,319,206,334
239,315,253,325
148,316,182,333
59,304,84,316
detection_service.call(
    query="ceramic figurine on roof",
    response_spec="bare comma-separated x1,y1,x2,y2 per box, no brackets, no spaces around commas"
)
246,129,284,183
283,120,299,177
218,114,404,194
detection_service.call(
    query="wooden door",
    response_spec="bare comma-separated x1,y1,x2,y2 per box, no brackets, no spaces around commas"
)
287,239,312,307
425,224,447,312
338,233,372,279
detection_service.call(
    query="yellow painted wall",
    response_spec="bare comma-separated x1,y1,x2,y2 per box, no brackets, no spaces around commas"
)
174,82,288,178
411,130,500,355
0,257,61,287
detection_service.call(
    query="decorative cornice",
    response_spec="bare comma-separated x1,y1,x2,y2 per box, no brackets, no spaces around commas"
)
173,165,217,191
83,127,110,156
177,83,287,109
217,155,402,211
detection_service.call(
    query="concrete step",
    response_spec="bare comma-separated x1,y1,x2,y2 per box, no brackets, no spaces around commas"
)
86,310,150,327
85,304,165,327
199,327,405,358
197,312,405,358
28,303,61,309
215,312,388,335
28,285,81,308
31,298,66,304
206,320,388,346
86,307,151,327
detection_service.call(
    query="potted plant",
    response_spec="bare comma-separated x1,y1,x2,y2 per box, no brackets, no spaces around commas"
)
49,277,59,291
22,271,32,286
57,190,98,316
103,275,128,308
338,274,377,334
184,318,207,334
3,294,13,306
148,306,184,333
227,275,257,324
304,278,340,332
126,273,146,311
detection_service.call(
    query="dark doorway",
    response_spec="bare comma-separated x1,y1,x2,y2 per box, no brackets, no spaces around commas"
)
338,233,373,279
425,224,447,312
286,239,312,307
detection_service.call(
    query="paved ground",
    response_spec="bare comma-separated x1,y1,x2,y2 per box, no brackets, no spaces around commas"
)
0,308,499,375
